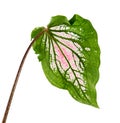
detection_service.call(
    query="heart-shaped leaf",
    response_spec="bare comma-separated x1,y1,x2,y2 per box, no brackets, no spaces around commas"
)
31,14,100,107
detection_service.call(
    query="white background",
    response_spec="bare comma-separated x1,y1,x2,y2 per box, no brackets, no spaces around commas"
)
0,0,120,122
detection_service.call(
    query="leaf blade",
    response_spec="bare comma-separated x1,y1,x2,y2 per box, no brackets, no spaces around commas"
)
32,14,100,107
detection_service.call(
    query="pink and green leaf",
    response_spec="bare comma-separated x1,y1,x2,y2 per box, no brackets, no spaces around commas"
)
31,14,100,107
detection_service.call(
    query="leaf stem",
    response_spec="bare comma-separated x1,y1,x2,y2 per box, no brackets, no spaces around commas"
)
2,29,46,123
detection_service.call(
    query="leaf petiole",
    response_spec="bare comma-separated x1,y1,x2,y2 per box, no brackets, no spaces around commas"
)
2,29,46,123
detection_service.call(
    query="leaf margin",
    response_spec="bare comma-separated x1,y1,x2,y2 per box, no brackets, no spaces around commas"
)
31,14,100,108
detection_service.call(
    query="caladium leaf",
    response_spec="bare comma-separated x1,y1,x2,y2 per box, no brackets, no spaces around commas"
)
31,14,100,107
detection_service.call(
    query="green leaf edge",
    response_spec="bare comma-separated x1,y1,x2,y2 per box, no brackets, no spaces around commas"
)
31,14,100,108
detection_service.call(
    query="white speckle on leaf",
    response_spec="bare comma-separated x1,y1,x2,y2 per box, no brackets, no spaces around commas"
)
74,80,79,87
85,47,91,51
82,58,86,62
81,86,86,91
50,24,70,30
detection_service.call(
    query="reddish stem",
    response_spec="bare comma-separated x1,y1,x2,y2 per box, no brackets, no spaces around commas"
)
2,29,46,123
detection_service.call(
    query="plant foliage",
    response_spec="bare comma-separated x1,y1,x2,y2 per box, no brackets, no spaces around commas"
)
31,14,100,107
